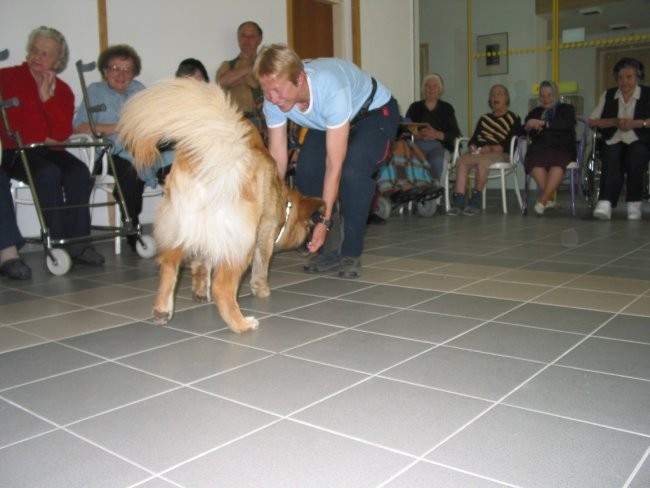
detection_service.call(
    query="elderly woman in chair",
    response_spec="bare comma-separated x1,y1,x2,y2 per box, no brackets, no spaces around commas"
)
0,26,104,266
523,80,576,215
448,84,521,216
589,57,650,220
405,73,461,184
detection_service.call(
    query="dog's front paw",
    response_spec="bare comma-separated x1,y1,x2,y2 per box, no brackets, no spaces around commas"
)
230,316,259,334
153,309,172,325
250,281,270,298
192,292,209,303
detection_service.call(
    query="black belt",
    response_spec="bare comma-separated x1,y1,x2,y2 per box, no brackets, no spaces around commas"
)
350,77,377,126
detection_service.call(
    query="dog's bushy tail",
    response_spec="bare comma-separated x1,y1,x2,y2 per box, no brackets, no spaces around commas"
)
117,78,251,173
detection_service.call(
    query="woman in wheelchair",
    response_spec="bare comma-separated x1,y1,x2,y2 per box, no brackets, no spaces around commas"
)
0,26,104,265
523,80,576,215
589,57,650,220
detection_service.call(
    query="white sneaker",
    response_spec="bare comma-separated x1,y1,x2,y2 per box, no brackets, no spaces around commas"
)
534,202,545,215
545,200,557,209
593,200,611,220
627,201,642,220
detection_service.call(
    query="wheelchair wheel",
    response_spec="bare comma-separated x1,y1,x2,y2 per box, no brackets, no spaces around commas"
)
415,198,437,217
135,234,157,259
376,196,392,220
46,248,72,276
582,157,601,207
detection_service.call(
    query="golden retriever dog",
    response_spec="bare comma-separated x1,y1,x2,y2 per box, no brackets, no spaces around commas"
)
117,78,322,333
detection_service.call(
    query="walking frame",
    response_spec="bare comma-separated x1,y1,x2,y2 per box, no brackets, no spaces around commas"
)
0,50,154,275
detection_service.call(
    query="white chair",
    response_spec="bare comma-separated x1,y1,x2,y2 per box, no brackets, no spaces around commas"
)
445,135,523,214
483,135,524,214
444,136,469,212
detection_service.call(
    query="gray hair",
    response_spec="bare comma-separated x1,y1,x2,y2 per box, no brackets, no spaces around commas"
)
26,26,69,73
421,73,444,98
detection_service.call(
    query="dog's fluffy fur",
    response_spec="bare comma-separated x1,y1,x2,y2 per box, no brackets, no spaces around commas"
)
117,78,322,333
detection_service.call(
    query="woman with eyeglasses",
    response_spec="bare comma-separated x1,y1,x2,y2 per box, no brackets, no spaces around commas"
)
73,44,149,251
0,26,105,266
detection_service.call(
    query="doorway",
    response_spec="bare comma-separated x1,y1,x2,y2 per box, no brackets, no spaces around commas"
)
288,0,334,59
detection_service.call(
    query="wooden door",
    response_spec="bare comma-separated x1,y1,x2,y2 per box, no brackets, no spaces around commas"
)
288,0,334,59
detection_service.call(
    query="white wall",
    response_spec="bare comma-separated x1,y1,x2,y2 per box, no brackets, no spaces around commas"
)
419,0,469,133
1,0,416,114
359,0,416,115
2,0,418,230
0,0,289,106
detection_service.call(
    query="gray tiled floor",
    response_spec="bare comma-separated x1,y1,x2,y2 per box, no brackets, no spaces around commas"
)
1,195,649,487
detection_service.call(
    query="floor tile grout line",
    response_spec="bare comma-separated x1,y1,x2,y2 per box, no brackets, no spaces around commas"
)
622,444,650,488
496,402,650,439
378,458,524,488
386,299,629,473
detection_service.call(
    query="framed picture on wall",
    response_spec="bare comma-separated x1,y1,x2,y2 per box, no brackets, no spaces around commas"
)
477,32,508,76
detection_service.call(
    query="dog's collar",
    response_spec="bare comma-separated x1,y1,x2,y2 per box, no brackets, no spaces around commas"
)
274,200,293,244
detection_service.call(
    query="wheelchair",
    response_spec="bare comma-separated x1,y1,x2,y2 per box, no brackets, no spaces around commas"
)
581,127,601,208
375,124,445,220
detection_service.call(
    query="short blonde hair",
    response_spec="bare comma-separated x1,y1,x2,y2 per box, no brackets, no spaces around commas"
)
253,43,303,84
421,73,444,98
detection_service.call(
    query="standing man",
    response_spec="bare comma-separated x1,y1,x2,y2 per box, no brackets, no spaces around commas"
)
216,21,264,131
254,44,399,279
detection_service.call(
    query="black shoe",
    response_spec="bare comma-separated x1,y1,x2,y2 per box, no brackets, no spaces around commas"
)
0,258,32,280
367,213,387,225
72,247,105,266
126,235,138,252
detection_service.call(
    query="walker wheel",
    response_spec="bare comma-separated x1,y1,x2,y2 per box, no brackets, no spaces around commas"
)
135,234,157,258
46,248,72,276
376,196,392,220
416,199,437,217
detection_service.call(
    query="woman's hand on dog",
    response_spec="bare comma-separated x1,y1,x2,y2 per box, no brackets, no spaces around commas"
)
307,223,328,253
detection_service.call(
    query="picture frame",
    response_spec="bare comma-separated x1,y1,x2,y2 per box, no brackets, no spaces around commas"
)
477,32,508,76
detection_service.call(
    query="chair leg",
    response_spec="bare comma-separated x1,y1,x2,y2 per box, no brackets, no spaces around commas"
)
115,205,122,255
569,169,577,216
522,173,530,215
501,170,508,214
512,170,523,209
444,175,450,212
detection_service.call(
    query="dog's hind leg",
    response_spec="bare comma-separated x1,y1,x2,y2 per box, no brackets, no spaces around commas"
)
153,247,184,325
249,239,274,298
212,259,259,333
191,258,211,303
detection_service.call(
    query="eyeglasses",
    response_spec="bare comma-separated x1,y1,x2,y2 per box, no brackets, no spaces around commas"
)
107,65,134,74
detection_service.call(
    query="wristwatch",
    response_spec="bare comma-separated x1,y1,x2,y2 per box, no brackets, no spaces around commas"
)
313,213,333,231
